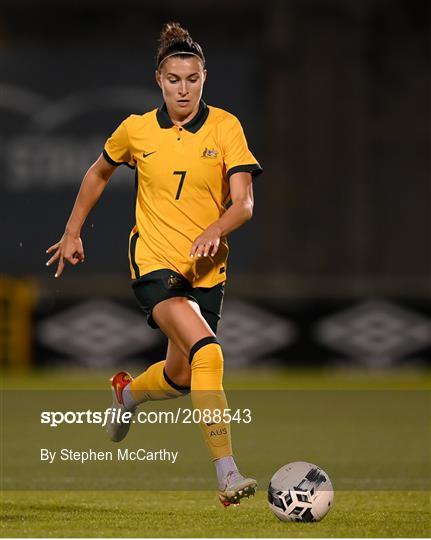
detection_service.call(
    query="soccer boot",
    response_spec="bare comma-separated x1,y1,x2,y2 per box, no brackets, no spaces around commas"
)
218,471,257,507
106,371,135,442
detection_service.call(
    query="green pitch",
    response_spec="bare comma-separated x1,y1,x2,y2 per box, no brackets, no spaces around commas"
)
1,490,430,537
1,368,430,537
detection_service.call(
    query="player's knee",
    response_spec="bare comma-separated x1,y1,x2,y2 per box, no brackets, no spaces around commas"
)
189,337,223,370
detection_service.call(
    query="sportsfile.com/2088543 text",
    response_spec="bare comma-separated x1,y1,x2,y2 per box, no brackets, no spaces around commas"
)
40,408,252,427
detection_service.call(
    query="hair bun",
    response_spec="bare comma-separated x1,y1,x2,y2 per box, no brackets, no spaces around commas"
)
159,22,191,47
156,22,205,69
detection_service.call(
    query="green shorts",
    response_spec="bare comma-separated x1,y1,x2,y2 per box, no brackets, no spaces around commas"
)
132,269,225,334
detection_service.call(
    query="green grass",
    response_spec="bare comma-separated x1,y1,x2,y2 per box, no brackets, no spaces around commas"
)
1,368,430,537
1,490,430,537
2,367,430,390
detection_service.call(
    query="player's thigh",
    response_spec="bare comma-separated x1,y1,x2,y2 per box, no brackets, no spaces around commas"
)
165,338,191,386
152,296,214,358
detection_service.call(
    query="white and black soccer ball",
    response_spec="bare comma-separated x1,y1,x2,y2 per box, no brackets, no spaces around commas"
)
268,461,334,522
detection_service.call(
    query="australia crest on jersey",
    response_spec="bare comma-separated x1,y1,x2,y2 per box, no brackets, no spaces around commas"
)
201,147,218,159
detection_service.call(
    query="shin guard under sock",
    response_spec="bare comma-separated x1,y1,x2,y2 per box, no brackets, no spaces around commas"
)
190,337,232,460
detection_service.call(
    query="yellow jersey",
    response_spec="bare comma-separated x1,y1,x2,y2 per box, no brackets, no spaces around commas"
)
103,100,262,287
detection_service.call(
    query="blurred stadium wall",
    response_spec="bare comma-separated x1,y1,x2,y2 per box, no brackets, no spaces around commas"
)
1,0,430,371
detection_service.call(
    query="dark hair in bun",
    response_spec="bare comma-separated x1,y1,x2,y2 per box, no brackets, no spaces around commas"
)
156,22,205,69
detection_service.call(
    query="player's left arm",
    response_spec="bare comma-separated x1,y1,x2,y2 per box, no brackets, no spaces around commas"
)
190,171,253,258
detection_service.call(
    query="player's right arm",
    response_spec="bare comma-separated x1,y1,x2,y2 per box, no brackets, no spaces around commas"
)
45,154,116,278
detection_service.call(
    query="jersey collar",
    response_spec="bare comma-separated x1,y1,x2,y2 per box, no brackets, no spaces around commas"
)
156,100,209,133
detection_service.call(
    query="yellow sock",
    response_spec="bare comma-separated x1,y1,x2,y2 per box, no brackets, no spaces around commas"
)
129,360,190,404
190,337,232,460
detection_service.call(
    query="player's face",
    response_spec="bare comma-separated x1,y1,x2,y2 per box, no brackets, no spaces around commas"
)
156,56,206,120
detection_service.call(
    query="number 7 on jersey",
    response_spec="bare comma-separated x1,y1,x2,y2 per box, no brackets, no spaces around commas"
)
173,170,187,200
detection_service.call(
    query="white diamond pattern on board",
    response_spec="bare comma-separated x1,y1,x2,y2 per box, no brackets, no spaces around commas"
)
38,300,160,366
218,299,296,367
315,300,431,367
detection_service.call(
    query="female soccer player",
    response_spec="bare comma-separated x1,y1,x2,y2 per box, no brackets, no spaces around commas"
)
46,22,262,506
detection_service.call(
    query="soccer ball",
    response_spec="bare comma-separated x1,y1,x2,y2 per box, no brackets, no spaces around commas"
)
268,461,333,522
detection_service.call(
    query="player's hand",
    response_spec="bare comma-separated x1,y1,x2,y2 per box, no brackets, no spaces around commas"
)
190,225,222,258
45,232,85,278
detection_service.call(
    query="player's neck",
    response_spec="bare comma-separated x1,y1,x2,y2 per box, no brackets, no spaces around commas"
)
167,101,200,127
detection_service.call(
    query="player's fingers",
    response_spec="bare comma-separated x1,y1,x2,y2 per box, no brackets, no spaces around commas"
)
197,240,210,257
66,251,81,265
190,240,202,258
75,248,85,263
191,237,214,258
203,240,213,257
55,256,64,278
211,238,220,257
73,252,85,264
46,250,60,267
46,242,60,254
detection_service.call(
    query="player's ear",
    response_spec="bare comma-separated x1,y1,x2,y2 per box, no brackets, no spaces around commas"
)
155,70,162,89
202,69,207,83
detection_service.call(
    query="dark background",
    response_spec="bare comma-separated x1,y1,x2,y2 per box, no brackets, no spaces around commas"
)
1,0,430,370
